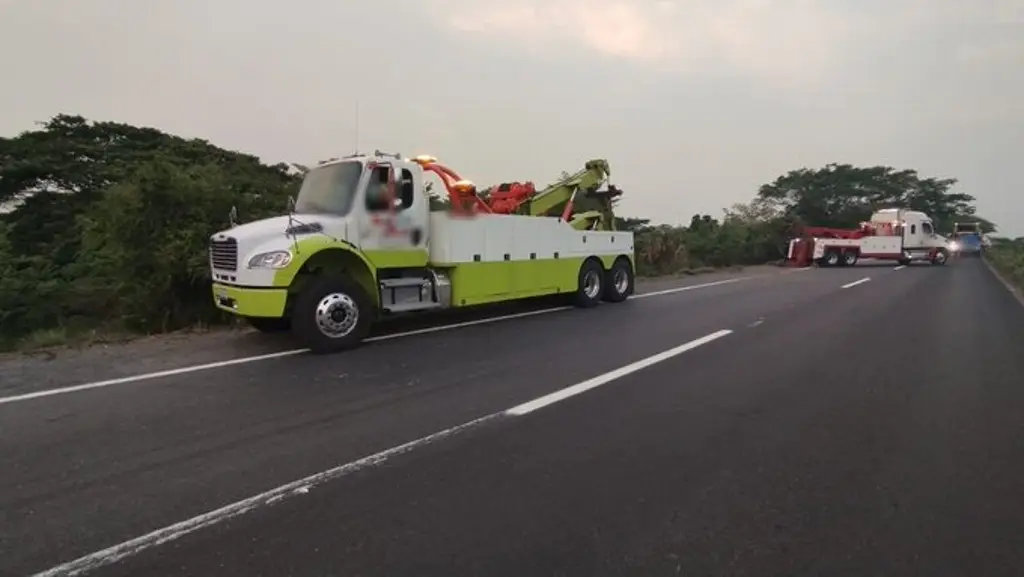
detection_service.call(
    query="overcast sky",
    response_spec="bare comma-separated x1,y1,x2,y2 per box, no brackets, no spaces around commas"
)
1,0,1021,233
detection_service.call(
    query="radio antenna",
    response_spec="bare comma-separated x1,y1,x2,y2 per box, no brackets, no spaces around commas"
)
353,99,360,155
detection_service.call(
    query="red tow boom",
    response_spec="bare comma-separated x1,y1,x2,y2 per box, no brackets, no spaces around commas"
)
412,156,492,216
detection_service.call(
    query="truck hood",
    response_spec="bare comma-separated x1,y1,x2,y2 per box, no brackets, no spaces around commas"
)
213,214,330,245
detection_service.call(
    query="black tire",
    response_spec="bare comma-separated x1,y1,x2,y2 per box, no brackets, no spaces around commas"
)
602,258,634,303
842,251,859,267
245,316,291,333
820,250,840,267
898,258,912,266
291,274,374,354
931,249,949,266
574,259,604,308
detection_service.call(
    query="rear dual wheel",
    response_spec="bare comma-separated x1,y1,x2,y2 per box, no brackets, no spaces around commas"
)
573,258,633,308
573,259,604,308
603,259,634,303
820,250,857,267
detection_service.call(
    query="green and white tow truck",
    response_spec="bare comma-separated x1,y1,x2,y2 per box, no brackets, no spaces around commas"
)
208,151,636,353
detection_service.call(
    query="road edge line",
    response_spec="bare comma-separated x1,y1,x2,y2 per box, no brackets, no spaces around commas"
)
982,256,1024,308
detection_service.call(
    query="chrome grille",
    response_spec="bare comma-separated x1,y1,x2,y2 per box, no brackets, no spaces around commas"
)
210,237,238,271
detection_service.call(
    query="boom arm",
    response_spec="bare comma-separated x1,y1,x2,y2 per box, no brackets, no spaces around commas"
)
517,160,611,217
485,159,623,230
412,155,624,229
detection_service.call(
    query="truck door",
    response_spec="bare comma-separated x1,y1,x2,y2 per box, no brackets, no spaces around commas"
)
357,162,429,268
920,220,936,245
903,219,920,248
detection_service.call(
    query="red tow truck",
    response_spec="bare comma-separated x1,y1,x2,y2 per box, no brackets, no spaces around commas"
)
786,209,952,267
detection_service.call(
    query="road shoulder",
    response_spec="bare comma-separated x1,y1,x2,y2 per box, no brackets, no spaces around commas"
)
0,267,781,395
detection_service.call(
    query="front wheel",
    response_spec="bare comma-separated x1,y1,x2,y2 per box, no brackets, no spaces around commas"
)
931,249,949,266
602,259,634,303
291,275,374,354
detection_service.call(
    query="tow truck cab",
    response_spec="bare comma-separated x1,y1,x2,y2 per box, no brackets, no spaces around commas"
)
208,154,435,311
870,209,949,262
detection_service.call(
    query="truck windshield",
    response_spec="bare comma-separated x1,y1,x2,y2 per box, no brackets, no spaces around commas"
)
294,161,363,215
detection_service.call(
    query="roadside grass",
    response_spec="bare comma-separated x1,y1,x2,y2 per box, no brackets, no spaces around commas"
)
0,321,240,356
986,243,1024,291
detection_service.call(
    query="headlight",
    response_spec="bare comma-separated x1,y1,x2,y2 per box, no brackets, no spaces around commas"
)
247,250,292,269
948,241,959,251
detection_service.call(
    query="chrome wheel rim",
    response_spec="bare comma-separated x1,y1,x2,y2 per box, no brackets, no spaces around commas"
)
315,293,359,338
584,270,602,299
613,268,630,294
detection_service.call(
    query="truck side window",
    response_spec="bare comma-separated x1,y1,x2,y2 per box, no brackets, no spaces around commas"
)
922,222,933,235
397,169,415,210
366,165,392,212
911,224,916,234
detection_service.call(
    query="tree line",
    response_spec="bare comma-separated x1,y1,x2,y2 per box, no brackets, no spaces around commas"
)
0,114,1003,350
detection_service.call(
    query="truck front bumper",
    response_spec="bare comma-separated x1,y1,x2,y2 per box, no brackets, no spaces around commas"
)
212,283,288,317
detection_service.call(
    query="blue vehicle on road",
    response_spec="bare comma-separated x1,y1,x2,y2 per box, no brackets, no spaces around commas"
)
951,222,984,257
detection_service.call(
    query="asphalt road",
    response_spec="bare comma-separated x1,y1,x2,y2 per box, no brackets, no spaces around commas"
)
4,259,1024,577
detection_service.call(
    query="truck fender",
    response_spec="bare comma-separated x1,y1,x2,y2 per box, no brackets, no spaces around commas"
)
276,245,379,307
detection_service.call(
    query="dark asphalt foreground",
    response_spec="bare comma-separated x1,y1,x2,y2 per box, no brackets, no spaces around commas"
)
4,260,1024,576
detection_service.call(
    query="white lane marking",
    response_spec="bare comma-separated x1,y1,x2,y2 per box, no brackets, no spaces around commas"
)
631,276,748,299
506,329,732,415
29,412,504,577
893,265,906,270
841,277,871,289
0,278,752,406
30,330,732,576
0,350,307,406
